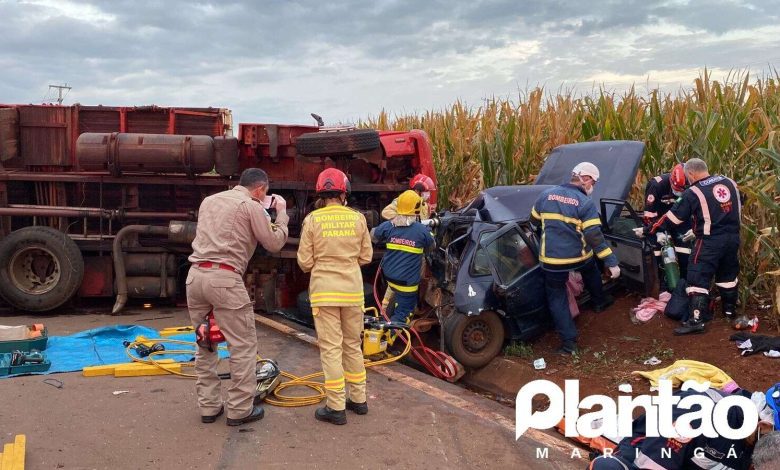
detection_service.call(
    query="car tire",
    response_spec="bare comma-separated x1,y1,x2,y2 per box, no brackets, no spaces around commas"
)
443,311,505,369
0,227,84,312
295,129,381,156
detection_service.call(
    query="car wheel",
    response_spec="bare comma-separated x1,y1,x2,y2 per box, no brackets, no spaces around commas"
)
0,227,84,312
443,311,505,369
295,129,381,156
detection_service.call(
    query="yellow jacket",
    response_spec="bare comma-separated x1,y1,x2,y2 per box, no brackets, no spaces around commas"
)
632,360,737,391
381,198,430,220
297,204,373,307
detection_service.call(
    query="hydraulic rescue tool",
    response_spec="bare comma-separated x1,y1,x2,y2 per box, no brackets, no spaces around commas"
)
122,340,165,357
195,310,225,352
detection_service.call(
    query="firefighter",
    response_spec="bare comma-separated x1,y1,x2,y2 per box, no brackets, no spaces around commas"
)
641,158,742,335
531,162,621,355
297,168,373,425
187,168,289,426
372,190,434,325
381,173,434,221
379,174,435,312
643,163,692,291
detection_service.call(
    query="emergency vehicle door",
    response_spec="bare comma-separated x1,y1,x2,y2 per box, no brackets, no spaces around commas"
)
477,222,544,316
600,198,657,297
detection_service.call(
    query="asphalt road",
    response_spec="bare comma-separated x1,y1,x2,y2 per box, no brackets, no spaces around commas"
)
0,308,579,469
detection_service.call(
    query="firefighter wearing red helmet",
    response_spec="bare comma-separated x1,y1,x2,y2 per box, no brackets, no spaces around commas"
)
381,173,435,221
297,167,373,425
642,163,692,291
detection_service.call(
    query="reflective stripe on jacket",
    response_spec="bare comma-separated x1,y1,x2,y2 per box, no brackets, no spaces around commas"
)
372,221,433,288
531,184,618,271
297,204,373,307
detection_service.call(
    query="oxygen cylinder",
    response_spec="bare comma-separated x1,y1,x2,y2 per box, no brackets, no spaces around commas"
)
661,238,680,290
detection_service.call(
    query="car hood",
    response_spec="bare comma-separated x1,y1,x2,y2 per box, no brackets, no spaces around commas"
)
454,140,644,222
534,140,645,209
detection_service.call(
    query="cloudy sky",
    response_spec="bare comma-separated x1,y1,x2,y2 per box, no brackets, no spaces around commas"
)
2,0,779,126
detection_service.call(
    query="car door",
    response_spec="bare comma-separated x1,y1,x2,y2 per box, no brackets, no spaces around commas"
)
477,222,546,325
600,198,658,297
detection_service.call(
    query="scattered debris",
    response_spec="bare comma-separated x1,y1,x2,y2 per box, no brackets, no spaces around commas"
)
533,358,546,370
643,356,662,366
112,390,130,395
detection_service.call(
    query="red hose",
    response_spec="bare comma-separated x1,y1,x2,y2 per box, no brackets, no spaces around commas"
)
373,268,458,380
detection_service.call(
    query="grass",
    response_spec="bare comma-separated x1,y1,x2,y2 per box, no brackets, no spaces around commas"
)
503,341,534,359
363,69,780,329
641,339,675,364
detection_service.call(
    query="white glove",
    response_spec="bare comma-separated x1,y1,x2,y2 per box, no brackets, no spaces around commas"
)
609,265,621,279
656,232,668,245
420,219,435,227
270,194,287,214
632,227,645,238
682,229,695,242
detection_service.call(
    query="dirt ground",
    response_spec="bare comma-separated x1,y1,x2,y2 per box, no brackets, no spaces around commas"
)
466,292,779,404
0,307,578,470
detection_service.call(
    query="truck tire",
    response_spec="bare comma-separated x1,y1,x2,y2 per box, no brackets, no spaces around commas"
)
443,311,505,369
295,129,381,156
0,227,84,312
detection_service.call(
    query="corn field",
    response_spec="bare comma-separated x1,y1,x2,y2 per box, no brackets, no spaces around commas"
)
363,71,780,326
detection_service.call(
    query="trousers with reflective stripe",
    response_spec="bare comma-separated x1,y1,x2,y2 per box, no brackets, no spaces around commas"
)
312,305,366,410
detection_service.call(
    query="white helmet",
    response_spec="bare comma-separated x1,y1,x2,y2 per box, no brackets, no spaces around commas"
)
572,162,600,182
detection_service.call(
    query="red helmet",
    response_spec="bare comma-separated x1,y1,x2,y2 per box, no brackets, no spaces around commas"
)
316,168,350,194
410,174,435,192
670,163,686,195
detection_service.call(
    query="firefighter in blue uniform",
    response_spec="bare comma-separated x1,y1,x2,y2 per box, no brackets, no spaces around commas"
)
643,163,692,290
372,190,434,325
531,162,621,355
644,158,742,335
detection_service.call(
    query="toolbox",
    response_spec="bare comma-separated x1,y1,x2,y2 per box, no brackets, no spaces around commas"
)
0,351,52,376
0,327,48,354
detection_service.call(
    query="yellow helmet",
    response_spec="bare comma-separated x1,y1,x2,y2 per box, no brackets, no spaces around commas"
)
396,190,422,216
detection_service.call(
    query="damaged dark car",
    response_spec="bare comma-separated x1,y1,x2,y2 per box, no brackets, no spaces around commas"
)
424,140,658,368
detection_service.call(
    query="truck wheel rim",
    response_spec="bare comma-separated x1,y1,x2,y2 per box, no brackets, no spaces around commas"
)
462,319,490,353
9,246,61,295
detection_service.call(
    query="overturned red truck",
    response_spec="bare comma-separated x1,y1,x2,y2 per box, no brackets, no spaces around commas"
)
0,104,437,318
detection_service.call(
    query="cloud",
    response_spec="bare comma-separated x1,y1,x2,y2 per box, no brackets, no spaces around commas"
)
1,0,778,125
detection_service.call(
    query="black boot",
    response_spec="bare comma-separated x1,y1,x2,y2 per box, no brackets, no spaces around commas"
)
555,341,578,356
345,399,368,415
674,294,707,335
315,406,347,425
720,287,739,320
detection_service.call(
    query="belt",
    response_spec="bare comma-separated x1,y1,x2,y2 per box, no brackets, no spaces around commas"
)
196,262,237,273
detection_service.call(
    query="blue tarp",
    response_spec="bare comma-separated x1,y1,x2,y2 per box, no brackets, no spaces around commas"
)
1,324,229,377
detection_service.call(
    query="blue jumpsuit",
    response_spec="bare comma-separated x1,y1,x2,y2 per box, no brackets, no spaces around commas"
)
372,221,434,324
531,184,618,346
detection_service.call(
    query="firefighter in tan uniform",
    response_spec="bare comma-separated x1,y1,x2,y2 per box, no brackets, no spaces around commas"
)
187,168,289,426
381,173,435,221
297,168,373,425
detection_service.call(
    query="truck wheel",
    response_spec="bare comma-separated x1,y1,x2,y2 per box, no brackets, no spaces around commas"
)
443,311,505,369
0,227,84,312
295,129,380,156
